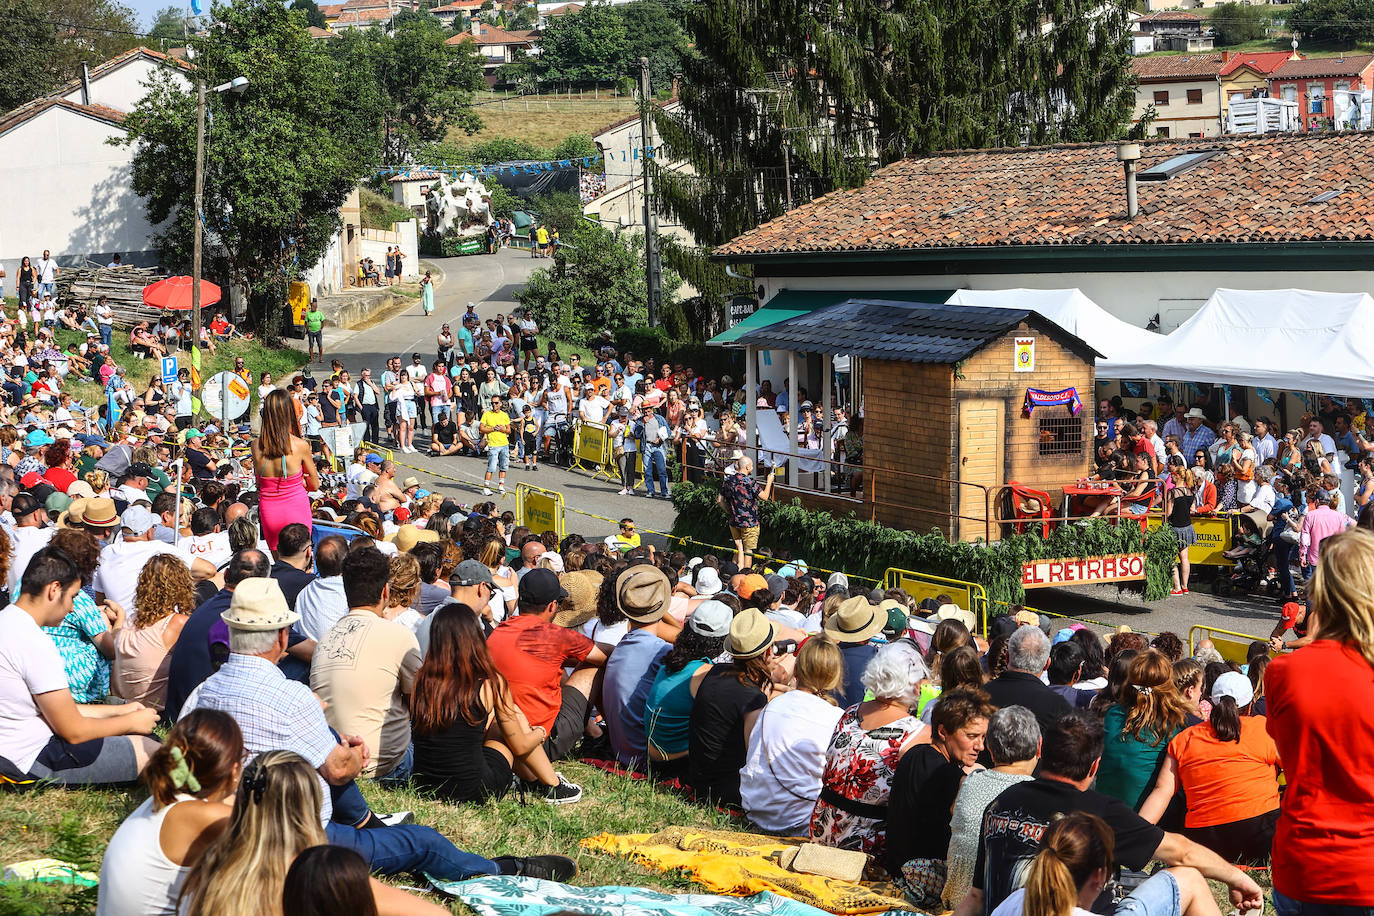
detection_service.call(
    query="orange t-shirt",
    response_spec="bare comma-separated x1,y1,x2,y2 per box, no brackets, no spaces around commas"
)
1168,716,1280,828
589,376,611,397
486,614,594,733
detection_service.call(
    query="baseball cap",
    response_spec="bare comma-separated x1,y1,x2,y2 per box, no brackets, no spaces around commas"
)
519,567,569,606
10,493,43,518
616,565,670,624
19,471,43,490
45,491,71,516
452,559,494,588
25,429,54,448
127,462,154,478
688,600,733,638
1280,601,1304,630
737,574,769,600
365,453,382,465
764,574,787,600
1211,671,1254,708
120,505,157,536
184,428,205,439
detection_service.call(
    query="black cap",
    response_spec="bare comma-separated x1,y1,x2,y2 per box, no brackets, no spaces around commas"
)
518,568,568,606
128,462,154,478
11,493,42,518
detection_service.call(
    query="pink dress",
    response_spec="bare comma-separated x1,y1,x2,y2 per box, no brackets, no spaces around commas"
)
256,456,311,550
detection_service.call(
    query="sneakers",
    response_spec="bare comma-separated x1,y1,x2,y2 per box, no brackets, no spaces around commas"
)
483,487,493,495
1170,588,1186,596
618,488,629,496
491,855,579,882
373,810,414,827
528,773,582,805
498,485,507,495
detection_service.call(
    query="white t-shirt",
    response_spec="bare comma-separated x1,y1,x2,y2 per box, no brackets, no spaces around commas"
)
96,794,191,916
0,603,68,772
579,395,610,424
93,539,193,615
36,258,57,284
7,525,54,597
96,303,114,327
991,888,1094,916
185,532,231,569
739,689,845,833
582,617,627,652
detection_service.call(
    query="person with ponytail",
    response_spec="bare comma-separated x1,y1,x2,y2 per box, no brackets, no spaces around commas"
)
178,750,446,916
989,812,1222,916
96,710,242,916
1096,649,1199,810
1266,527,1374,914
1138,672,1280,863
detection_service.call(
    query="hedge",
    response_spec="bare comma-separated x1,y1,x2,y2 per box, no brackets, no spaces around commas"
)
668,480,1179,605
615,326,742,381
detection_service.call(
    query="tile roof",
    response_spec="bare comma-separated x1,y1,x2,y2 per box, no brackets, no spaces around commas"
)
712,132,1374,259
333,6,395,23
430,0,484,10
446,22,532,44
307,25,337,37
1139,11,1201,21
1272,53,1374,79
730,299,1099,363
1220,50,1296,76
0,98,126,139
1131,53,1225,81
389,170,444,182
320,3,345,14
545,3,583,14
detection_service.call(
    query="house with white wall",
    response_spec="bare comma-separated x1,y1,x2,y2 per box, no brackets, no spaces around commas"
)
0,48,191,281
583,100,697,246
1131,53,1225,138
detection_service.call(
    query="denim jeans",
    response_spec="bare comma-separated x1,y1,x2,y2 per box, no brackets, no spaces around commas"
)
1113,870,1180,916
330,778,372,827
99,324,112,348
1273,889,1374,916
1274,537,1296,597
377,743,414,787
324,821,499,880
644,445,669,497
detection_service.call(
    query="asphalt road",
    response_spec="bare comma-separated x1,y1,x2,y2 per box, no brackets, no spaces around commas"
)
313,250,1284,645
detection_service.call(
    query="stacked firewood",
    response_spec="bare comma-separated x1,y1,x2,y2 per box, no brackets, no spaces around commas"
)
56,266,166,327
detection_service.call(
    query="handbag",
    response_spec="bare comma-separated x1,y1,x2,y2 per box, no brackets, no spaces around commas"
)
778,843,868,883
1278,510,1302,545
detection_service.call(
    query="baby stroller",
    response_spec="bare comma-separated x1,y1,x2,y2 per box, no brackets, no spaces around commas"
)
1214,511,1281,597
547,413,575,468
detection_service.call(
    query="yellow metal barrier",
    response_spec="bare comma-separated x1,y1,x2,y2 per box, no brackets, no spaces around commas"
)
1146,513,1234,567
571,420,614,479
884,567,988,637
987,600,1151,636
1190,624,1269,665
361,441,395,463
515,482,565,538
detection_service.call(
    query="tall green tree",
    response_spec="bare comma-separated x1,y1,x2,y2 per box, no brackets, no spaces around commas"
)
535,1,630,83
1210,1,1268,44
653,0,1136,323
617,1,686,93
146,5,190,41
370,15,484,163
118,0,378,340
0,0,140,112
288,0,326,28
1290,0,1374,44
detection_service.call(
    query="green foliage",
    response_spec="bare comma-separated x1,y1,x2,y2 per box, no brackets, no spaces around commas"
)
487,183,522,219
526,189,588,235
146,5,191,41
119,0,375,342
537,1,632,83
516,223,682,341
1211,2,1269,45
618,0,689,90
371,14,486,162
615,326,741,378
288,0,327,28
359,187,414,229
0,0,140,112
1290,0,1374,44
669,481,1179,604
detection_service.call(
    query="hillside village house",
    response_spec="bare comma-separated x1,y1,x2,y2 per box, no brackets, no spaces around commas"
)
446,20,538,79
583,100,696,245
0,48,190,280
1219,50,1293,114
1270,53,1374,130
1131,53,1225,137
709,133,1374,344
429,0,486,26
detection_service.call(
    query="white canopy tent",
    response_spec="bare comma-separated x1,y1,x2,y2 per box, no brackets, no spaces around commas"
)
1099,288,1374,397
945,288,1164,364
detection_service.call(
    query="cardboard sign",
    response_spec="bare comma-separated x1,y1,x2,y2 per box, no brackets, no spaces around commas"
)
1022,553,1146,588
1014,337,1035,372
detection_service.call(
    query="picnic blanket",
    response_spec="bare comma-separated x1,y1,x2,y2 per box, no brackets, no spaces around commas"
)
441,875,835,916
581,827,916,915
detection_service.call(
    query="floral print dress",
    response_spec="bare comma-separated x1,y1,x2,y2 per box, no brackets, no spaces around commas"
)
809,707,924,857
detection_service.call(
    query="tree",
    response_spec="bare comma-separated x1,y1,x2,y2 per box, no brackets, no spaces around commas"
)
1210,2,1267,45
288,0,326,28
0,0,140,111
516,222,681,340
119,0,377,341
616,1,687,92
146,4,190,41
652,0,1135,323
535,1,631,83
370,14,484,163
1290,0,1374,44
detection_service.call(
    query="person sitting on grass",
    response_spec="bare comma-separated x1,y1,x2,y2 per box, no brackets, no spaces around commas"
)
97,709,243,916
0,547,159,787
644,599,732,779
177,750,450,916
411,603,581,805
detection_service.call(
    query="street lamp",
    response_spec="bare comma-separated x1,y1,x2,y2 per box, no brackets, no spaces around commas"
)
192,74,249,353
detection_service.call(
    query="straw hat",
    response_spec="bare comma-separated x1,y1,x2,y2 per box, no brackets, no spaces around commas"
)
729,608,777,660
58,497,89,529
389,523,439,553
616,565,670,624
825,595,886,643
553,570,603,628
936,603,978,631
81,497,120,529
220,578,298,632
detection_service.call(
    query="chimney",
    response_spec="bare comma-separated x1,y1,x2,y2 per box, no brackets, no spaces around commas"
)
79,61,91,105
1222,50,1231,63
1117,142,1141,219
471,16,481,36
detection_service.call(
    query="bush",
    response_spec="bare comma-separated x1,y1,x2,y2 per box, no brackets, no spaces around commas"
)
668,480,1179,605
614,326,741,379
359,187,414,230
1210,2,1267,45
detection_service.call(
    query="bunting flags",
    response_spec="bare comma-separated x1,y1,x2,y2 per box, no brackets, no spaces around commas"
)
1121,380,1143,398
370,146,671,183
1256,388,1275,405
1157,382,1174,400
1291,391,1313,410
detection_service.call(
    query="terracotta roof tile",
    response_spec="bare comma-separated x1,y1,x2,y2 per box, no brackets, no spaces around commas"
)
446,22,532,44
713,133,1374,258
1131,53,1225,81
1272,54,1374,79
0,98,126,138
1220,50,1296,76
1139,11,1201,21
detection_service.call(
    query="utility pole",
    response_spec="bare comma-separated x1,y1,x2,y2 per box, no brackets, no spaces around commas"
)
638,56,661,328
192,77,206,353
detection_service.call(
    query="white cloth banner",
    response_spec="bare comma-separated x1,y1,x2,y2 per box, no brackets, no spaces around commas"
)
755,410,827,473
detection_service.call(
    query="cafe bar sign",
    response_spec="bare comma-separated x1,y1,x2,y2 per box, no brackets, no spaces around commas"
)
1022,554,1147,589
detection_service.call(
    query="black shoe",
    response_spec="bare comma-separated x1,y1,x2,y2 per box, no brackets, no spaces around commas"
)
521,773,583,805
492,855,578,882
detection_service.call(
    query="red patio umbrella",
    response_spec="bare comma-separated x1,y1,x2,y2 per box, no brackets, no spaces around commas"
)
142,276,222,310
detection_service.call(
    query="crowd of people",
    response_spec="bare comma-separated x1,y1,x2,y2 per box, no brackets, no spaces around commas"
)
1091,394,1374,600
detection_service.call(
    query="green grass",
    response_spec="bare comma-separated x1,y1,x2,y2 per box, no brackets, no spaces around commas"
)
462,91,639,149
361,187,416,231
0,761,739,915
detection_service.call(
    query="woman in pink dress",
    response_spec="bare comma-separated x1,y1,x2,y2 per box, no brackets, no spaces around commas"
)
252,388,319,555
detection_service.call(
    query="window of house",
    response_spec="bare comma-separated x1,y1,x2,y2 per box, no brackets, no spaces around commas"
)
1310,84,1326,114
1187,88,1203,104
1188,131,1203,137
1336,81,1351,93
1155,126,1171,138
1154,90,1170,105
1038,411,1084,458
1282,85,1297,102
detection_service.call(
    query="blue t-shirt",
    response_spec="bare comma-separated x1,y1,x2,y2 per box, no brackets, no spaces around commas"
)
164,588,233,721
603,628,670,767
646,658,710,757
837,642,879,710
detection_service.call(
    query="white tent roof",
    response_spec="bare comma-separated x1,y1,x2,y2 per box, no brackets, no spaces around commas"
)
945,288,1164,363
1100,288,1374,396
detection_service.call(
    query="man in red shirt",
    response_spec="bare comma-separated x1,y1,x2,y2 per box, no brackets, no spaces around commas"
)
487,568,607,761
